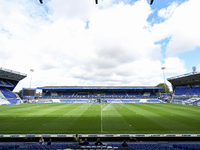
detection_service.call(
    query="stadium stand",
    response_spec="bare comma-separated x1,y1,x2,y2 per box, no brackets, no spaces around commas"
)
37,86,163,104
127,92,140,97
186,85,200,95
143,92,150,97
114,92,127,97
0,67,26,105
0,98,10,105
50,91,58,96
105,92,114,97
43,92,51,97
0,88,22,104
171,97,190,104
168,71,200,106
174,86,191,95
172,97,200,105
0,88,17,98
149,92,158,98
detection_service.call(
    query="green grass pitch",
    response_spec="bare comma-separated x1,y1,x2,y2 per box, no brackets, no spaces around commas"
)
0,103,200,134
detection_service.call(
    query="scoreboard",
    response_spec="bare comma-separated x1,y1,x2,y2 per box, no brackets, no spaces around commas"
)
21,88,36,98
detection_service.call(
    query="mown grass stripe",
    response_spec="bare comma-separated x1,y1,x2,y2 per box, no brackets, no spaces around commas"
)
142,103,200,132
0,103,200,134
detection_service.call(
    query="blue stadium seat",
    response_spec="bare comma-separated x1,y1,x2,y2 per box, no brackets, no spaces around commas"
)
174,86,190,95
187,86,200,95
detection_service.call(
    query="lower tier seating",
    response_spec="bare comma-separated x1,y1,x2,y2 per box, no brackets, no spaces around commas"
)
5,143,200,150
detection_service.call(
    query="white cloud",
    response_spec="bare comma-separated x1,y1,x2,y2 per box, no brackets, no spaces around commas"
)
162,57,186,75
0,0,191,92
153,0,200,56
158,2,178,19
197,64,200,72
46,0,98,21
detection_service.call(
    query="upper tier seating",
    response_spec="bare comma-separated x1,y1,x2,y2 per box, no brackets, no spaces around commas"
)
77,92,89,97
0,81,5,86
114,92,127,97
174,86,190,95
127,92,140,97
105,93,114,97
149,92,157,98
0,79,14,87
59,92,74,97
143,92,150,97
51,91,58,96
186,86,200,95
43,92,51,97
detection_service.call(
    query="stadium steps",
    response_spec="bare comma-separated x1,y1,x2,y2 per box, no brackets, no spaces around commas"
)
0,80,5,86
0,88,17,99
0,98,10,105
0,80,7,85
7,80,14,86
185,88,192,95
0,91,6,99
0,80,14,87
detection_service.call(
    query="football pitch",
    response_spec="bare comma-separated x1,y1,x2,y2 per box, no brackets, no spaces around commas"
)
0,103,200,135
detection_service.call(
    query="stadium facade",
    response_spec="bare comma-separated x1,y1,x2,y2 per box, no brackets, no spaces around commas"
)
168,71,200,105
0,67,27,105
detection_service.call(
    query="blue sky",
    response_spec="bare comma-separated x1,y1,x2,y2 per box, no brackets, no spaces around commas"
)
0,0,200,91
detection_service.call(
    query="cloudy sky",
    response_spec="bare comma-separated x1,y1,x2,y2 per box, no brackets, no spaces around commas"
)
0,0,200,92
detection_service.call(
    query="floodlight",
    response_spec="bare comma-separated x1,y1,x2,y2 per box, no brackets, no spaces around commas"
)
161,67,167,98
161,67,166,70
29,69,34,88
192,66,196,72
